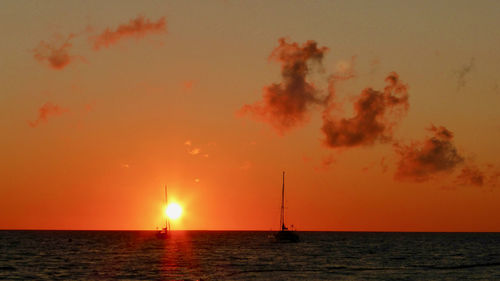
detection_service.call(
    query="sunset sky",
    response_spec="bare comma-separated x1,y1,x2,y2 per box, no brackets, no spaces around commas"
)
1,0,500,231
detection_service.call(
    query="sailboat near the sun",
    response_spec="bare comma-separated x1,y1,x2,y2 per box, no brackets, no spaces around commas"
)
274,172,300,243
156,185,170,239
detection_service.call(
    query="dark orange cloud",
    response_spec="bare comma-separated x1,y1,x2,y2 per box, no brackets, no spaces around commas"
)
33,34,77,70
455,165,484,187
321,154,335,168
455,58,474,91
394,125,464,182
322,72,409,148
182,80,195,92
28,102,66,128
92,16,167,50
239,38,329,134
487,169,500,188
455,164,500,188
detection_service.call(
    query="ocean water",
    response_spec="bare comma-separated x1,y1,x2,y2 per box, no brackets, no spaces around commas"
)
1,231,499,280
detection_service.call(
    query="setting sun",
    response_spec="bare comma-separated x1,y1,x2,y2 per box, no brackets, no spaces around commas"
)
165,203,183,220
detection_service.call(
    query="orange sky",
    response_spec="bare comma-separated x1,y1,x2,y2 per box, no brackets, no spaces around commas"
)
1,0,500,231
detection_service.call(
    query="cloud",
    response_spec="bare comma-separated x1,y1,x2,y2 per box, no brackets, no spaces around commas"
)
322,154,335,168
28,102,66,128
455,164,500,188
33,34,78,70
455,165,484,187
314,154,336,171
182,80,195,92
487,170,500,188
92,16,166,50
456,58,474,91
321,72,409,148
239,38,329,134
184,140,202,155
394,125,465,182
394,126,499,187
188,148,201,155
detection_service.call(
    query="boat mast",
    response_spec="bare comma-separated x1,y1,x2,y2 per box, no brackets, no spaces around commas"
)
280,171,285,231
165,185,170,232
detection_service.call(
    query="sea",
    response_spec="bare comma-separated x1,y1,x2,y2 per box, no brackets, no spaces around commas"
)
1,231,499,280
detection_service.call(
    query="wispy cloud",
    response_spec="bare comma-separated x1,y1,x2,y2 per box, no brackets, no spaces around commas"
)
239,38,329,134
184,140,210,157
321,154,335,168
188,148,201,155
34,16,166,68
28,102,67,128
33,34,79,70
455,164,500,188
92,16,166,50
182,80,195,92
322,72,409,148
394,125,464,182
455,58,474,91
455,165,484,187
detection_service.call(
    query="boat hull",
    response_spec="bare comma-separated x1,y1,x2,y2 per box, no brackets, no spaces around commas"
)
274,230,299,243
156,231,169,239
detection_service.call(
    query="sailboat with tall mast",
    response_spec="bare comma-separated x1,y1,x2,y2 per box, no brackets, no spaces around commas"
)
156,185,170,239
274,172,299,243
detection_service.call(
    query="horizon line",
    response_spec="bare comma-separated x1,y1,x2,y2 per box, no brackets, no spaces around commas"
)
1,228,499,233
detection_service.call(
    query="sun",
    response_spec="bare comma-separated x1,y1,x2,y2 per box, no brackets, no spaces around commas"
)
165,203,183,220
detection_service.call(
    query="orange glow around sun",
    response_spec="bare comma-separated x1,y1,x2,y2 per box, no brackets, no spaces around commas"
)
165,203,183,220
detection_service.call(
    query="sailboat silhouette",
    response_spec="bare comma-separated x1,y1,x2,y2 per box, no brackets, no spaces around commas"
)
274,172,300,242
156,185,170,239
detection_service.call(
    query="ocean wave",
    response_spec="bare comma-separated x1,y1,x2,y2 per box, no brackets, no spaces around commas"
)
225,262,500,277
0,266,16,271
420,262,500,270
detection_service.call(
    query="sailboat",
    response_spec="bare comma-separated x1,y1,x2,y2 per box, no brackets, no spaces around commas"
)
274,172,300,243
156,185,170,239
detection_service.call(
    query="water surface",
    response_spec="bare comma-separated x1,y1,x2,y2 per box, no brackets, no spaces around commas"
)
1,231,499,280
